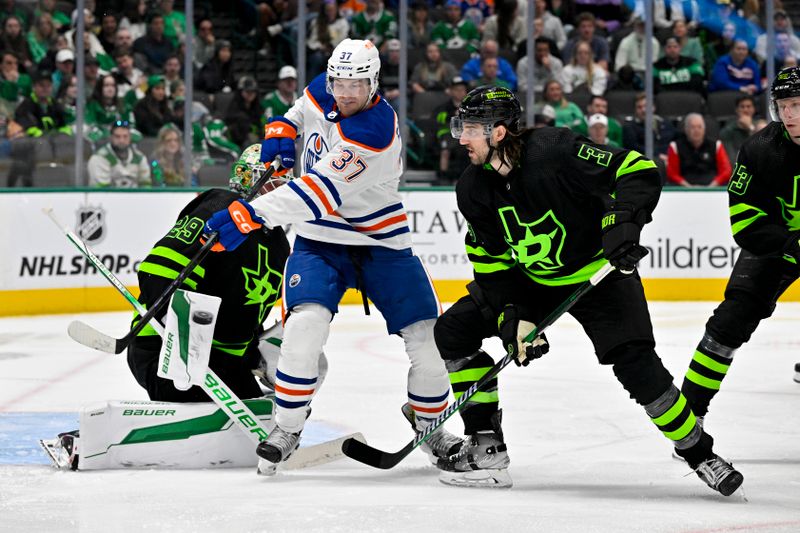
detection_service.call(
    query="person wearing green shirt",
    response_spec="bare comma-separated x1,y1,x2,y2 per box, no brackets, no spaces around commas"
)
0,52,31,110
27,12,58,65
159,0,191,49
350,0,397,50
542,79,584,129
35,0,70,31
431,0,480,54
261,65,298,129
586,113,620,147
573,94,623,146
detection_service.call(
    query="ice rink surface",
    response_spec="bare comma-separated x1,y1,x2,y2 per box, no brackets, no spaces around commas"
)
1,302,799,533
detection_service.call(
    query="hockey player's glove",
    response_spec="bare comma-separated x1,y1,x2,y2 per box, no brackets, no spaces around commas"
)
261,116,297,170
497,305,549,367
203,200,265,252
601,209,649,274
783,231,800,262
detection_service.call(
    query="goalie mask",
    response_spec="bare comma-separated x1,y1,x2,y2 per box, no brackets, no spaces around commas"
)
229,144,288,197
326,39,381,103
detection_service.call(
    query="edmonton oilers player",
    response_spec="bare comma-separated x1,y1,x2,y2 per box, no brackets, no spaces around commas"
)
204,39,463,469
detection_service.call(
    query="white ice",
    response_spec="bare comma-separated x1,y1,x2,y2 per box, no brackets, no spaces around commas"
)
1,303,799,533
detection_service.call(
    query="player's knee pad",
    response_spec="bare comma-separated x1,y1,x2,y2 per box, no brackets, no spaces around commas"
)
257,320,329,390
280,303,332,376
605,342,674,406
707,291,771,347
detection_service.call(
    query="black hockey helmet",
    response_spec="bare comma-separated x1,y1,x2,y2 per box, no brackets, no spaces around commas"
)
451,85,522,139
770,66,800,120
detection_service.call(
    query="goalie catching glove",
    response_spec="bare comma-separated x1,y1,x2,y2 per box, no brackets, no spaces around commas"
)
497,305,549,367
204,200,265,252
601,208,649,273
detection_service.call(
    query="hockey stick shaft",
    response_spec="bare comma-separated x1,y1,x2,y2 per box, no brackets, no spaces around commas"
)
342,262,616,469
81,159,280,354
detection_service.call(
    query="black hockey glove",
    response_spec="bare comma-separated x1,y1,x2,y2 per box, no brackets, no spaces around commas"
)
783,231,800,262
497,305,550,367
601,209,649,273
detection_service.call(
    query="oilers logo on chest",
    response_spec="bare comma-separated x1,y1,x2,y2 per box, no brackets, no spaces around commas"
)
304,132,329,173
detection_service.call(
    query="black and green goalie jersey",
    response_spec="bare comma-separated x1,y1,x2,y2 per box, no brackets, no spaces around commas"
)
133,188,290,357
457,127,660,305
728,122,800,258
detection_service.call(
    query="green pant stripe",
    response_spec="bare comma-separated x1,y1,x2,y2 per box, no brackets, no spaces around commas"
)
685,368,722,390
150,246,206,277
211,339,250,357
692,351,731,374
731,213,766,235
661,412,697,441
651,393,687,426
453,390,498,403
138,262,198,290
449,367,492,384
472,261,515,274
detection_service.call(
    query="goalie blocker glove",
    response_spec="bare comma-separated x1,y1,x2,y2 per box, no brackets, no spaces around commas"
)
601,208,649,273
497,305,549,366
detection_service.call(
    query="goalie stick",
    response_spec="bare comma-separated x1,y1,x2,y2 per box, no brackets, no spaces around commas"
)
66,159,281,354
341,262,616,469
44,206,364,472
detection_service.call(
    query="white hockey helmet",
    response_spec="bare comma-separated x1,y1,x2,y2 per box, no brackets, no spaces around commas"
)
326,38,381,100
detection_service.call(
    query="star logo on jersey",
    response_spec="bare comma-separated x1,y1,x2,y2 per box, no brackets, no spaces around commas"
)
777,175,800,231
241,244,283,323
498,207,566,272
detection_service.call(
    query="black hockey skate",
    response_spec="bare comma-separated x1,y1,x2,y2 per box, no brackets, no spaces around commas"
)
794,362,800,384
39,430,80,470
693,455,744,496
401,402,463,464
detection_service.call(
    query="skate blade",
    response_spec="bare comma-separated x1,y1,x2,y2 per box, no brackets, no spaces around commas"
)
256,458,277,476
38,439,71,469
438,468,513,488
794,372,800,384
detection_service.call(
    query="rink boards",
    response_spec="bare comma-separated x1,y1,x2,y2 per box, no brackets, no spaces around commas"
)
2,188,797,316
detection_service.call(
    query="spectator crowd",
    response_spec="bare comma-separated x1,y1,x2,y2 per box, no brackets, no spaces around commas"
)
0,0,794,188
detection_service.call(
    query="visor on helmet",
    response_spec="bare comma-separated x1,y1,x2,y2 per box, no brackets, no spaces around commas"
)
450,116,495,140
326,77,372,99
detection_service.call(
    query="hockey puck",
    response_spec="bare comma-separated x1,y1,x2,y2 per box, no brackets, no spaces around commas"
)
192,311,214,325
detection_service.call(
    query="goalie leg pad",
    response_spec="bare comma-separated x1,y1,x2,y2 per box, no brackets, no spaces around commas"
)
274,303,331,433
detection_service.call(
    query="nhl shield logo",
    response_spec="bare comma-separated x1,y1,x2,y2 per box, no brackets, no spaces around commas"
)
76,206,106,244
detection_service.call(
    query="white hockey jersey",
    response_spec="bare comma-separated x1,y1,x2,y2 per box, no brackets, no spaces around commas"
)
251,73,411,250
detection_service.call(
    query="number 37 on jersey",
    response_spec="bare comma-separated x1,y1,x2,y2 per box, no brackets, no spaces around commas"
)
329,148,367,182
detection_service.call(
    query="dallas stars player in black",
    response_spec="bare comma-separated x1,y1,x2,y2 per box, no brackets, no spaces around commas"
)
433,86,744,495
682,66,800,422
127,144,290,402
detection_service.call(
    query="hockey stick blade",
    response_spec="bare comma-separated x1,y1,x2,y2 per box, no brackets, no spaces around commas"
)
282,432,366,471
342,263,616,469
341,436,414,469
68,320,125,354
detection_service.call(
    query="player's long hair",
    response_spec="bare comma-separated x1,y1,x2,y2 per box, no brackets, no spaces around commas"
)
495,124,532,170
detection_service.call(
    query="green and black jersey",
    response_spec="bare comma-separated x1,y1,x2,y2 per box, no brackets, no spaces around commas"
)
133,188,290,357
457,126,660,307
728,122,800,258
